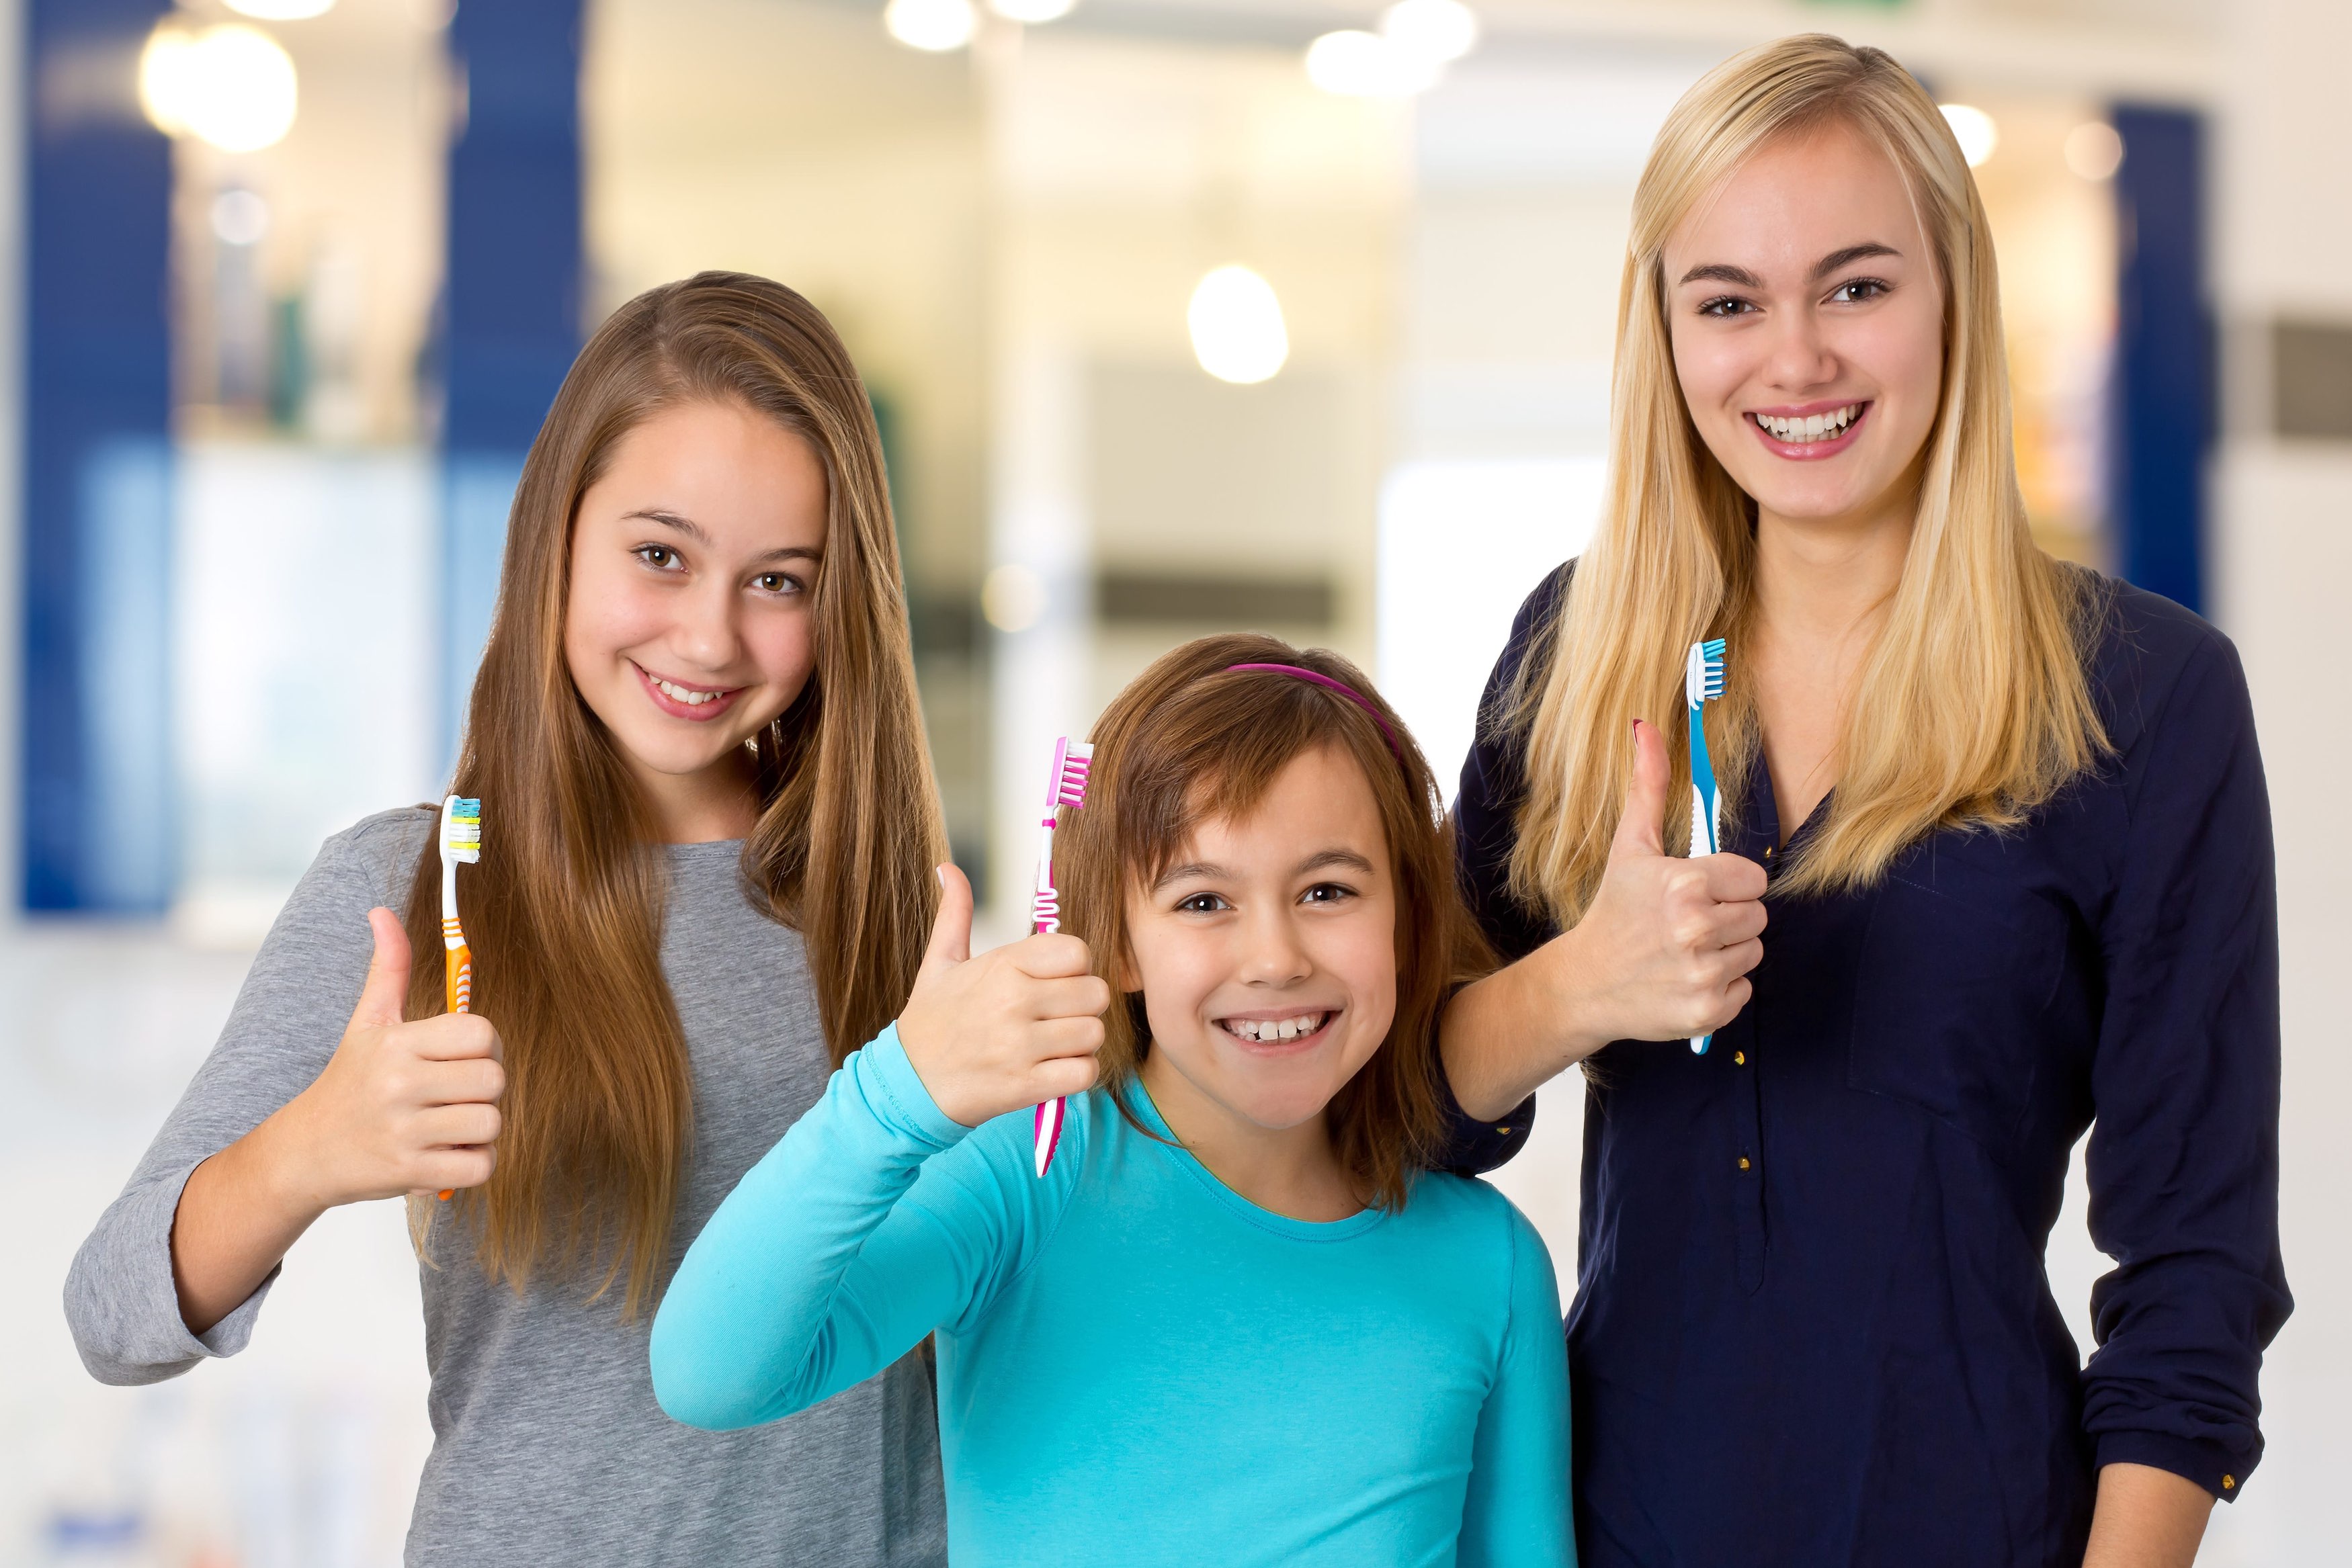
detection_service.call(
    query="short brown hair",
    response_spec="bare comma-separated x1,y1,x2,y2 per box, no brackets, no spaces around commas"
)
1056,634,1493,1210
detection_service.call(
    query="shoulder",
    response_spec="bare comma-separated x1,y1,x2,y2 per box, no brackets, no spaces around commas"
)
2078,571,2252,758
1489,558,1577,697
1400,1171,1552,1273
319,805,437,894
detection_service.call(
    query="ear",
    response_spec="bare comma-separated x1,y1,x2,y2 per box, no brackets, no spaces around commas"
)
1114,942,1142,994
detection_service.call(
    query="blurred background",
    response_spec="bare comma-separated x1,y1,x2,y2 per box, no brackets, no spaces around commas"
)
3,0,2344,1562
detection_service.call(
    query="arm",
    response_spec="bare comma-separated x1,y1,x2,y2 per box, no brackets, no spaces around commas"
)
2079,628,2290,1513
649,1025,1062,1428
62,823,502,1381
2082,1463,2214,1568
1458,1204,1574,1567
650,864,1106,1430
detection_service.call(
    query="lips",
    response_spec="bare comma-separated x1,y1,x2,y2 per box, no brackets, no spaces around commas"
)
632,662,745,723
1746,400,1870,460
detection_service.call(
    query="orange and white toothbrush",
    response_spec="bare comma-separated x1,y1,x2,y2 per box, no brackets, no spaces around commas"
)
436,794,482,1199
1028,739,1093,1176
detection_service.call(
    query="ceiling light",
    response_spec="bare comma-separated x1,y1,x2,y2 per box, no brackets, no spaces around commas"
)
885,0,976,52
1188,265,1289,386
2063,121,2124,181
1305,30,1440,98
1939,103,1997,169
989,0,1077,21
140,23,299,153
1380,0,1477,64
982,565,1046,633
210,189,271,247
225,0,335,18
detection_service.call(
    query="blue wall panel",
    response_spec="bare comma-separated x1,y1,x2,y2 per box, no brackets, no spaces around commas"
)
441,0,583,751
2111,105,2211,615
22,0,177,912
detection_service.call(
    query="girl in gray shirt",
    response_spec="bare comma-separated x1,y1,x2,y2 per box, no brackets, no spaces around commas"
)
66,273,973,1567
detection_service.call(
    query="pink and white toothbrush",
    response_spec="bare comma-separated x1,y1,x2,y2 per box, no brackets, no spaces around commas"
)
1030,736,1094,1176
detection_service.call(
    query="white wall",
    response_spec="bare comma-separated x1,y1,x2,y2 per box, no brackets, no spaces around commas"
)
2203,3,2352,1557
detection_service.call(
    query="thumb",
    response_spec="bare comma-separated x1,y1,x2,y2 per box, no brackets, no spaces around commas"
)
1611,718,1670,860
351,906,412,1029
921,863,974,976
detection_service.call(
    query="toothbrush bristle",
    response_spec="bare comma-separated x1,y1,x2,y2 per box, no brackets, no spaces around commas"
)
1054,742,1093,810
443,796,482,863
1685,638,1728,707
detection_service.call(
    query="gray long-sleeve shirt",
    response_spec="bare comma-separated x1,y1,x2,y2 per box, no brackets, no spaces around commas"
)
64,808,947,1567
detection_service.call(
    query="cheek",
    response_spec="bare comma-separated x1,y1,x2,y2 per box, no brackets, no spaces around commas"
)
741,605,818,693
564,561,664,680
1669,327,1747,423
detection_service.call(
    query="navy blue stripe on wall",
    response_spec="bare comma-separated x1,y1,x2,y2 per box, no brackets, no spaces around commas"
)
22,0,177,912
2111,105,2212,617
441,0,583,753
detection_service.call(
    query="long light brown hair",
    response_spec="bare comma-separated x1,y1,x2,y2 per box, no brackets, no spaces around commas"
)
404,272,946,1315
1508,34,2106,926
1056,635,1492,1210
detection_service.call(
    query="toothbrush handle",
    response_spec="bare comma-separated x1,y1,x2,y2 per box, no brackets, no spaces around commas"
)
1688,775,1717,1055
440,934,471,1199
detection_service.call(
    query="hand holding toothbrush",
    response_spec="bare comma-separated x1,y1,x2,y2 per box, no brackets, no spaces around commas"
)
1540,719,1769,1051
250,907,508,1211
896,864,1111,1131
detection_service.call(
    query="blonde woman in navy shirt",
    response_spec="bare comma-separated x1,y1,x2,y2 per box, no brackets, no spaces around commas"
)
1439,36,2288,1567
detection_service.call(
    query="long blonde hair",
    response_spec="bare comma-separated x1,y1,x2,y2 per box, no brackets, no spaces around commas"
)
404,272,947,1316
1508,34,2105,925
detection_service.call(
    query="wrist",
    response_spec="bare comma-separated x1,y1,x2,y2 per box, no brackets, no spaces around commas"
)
1537,925,1618,1064
243,1094,342,1220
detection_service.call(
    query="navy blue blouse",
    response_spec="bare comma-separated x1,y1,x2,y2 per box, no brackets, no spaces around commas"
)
1453,564,2289,1566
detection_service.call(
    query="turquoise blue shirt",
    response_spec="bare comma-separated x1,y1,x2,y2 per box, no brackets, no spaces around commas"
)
650,1027,1573,1567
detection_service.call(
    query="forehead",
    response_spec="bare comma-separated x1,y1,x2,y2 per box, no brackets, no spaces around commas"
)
1665,121,1924,279
1161,743,1389,869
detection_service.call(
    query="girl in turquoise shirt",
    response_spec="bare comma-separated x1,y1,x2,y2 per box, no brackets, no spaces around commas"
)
651,634,1572,1567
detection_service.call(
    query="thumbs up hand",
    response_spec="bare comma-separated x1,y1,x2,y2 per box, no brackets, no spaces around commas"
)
276,906,507,1208
1555,719,1769,1047
896,864,1113,1128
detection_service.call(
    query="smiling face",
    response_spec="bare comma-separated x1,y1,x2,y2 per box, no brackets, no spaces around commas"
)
562,398,827,837
1664,120,1947,533
1124,744,1399,1137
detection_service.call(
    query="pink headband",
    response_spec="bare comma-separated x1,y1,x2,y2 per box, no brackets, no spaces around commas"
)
1224,662,1405,761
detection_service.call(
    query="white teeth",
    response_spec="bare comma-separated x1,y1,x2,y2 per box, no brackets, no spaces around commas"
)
1757,404,1859,443
657,678,718,706
1224,1012,1325,1043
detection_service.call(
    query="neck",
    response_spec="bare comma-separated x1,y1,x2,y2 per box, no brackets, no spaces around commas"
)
627,748,761,844
1751,488,1915,648
1138,1052,1362,1223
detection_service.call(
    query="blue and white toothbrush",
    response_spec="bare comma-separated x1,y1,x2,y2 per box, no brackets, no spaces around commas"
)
1684,638,1726,1055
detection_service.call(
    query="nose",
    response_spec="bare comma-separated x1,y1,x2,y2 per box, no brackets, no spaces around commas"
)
671,576,743,673
1236,902,1314,988
1761,301,1838,393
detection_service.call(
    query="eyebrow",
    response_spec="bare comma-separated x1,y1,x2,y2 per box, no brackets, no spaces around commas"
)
1150,846,1377,892
1674,242,1903,290
622,509,822,564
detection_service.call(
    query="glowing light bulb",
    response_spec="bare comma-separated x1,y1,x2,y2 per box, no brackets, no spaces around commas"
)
225,0,336,18
2064,121,2123,181
1939,103,1998,169
1188,266,1289,386
1304,30,1440,97
990,0,1077,21
982,565,1046,633
884,0,977,52
141,23,299,153
1380,0,1477,64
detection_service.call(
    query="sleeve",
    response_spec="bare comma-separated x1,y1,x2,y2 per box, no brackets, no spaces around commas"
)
1457,1200,1574,1567
1436,563,1572,1173
2080,627,2292,1498
61,821,407,1385
649,1025,1071,1431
